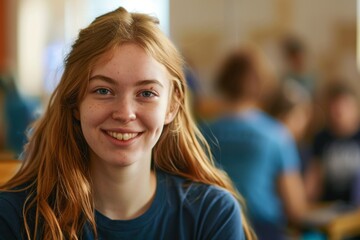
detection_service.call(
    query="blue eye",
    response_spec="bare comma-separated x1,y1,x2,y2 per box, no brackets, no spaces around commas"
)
140,91,156,98
96,88,111,95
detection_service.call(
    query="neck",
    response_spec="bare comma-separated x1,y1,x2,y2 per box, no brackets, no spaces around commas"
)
332,122,360,138
90,160,156,220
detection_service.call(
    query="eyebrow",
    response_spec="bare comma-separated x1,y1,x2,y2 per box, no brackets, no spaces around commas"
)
135,79,164,88
89,75,116,84
89,75,164,88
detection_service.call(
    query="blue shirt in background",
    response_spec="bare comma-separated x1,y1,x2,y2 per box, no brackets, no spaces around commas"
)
201,109,300,229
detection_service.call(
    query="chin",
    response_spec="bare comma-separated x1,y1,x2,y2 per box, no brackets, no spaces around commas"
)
105,157,137,167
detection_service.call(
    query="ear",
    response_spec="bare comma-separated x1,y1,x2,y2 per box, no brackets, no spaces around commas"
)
165,100,179,125
73,108,80,121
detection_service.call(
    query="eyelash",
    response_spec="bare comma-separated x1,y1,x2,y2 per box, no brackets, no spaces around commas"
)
138,90,158,98
93,88,158,99
95,88,112,95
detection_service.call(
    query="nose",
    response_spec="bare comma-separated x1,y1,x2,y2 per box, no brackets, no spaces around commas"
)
111,97,137,123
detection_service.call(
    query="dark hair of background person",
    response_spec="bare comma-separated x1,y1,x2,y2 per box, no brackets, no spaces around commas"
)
215,47,277,105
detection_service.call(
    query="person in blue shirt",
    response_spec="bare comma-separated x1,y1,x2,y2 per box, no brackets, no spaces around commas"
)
0,74,33,156
0,7,255,240
201,46,308,239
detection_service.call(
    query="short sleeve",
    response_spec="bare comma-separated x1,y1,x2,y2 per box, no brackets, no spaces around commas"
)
198,188,245,240
275,128,301,173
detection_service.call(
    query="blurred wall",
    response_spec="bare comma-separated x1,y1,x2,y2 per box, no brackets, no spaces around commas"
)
0,0,7,71
0,0,18,76
1,0,358,96
0,0,6,69
170,0,357,90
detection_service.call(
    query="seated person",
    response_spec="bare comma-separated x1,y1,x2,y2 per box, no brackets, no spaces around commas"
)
0,74,33,156
201,46,308,240
306,81,360,204
267,81,313,174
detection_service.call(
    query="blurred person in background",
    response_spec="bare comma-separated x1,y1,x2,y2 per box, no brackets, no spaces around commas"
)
267,81,313,174
306,81,360,204
281,35,317,96
201,45,308,240
0,74,33,157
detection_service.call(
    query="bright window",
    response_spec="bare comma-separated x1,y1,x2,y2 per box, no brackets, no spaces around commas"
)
17,0,169,97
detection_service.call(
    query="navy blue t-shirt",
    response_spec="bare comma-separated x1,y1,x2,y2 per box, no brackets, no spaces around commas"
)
0,170,244,239
312,129,360,202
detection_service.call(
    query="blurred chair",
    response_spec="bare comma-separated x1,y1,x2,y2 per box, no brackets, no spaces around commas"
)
0,159,21,184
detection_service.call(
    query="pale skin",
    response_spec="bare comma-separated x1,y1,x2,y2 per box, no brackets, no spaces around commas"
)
277,172,308,224
277,105,311,219
76,43,177,220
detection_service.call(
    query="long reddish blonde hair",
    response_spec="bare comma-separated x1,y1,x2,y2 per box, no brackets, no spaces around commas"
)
1,7,255,239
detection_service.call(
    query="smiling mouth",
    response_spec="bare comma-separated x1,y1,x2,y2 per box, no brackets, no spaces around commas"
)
106,131,139,141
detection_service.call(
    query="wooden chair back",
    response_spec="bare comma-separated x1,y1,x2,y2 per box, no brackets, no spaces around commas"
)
0,159,22,185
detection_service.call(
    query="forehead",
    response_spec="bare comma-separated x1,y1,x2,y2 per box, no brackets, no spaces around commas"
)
91,43,169,86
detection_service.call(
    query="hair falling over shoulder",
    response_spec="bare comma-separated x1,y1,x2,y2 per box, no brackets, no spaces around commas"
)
1,7,256,239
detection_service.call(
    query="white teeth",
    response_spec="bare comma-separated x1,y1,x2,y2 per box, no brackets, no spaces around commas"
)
107,131,138,141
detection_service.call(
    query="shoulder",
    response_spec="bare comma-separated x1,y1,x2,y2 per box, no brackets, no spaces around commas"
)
259,112,288,135
160,171,231,196
158,171,244,238
159,171,241,211
240,110,287,138
0,183,34,219
199,118,228,137
0,190,28,239
249,111,294,146
0,190,26,215
0,185,31,217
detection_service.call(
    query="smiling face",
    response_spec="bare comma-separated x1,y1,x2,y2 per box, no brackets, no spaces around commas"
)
78,43,176,169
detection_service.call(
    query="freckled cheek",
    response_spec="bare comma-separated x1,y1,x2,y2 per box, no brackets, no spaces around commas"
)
80,102,111,125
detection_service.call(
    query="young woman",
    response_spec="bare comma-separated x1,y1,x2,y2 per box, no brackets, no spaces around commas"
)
0,7,254,239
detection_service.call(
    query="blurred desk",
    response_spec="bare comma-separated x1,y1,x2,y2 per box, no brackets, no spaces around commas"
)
323,208,360,240
303,202,360,240
0,159,21,184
